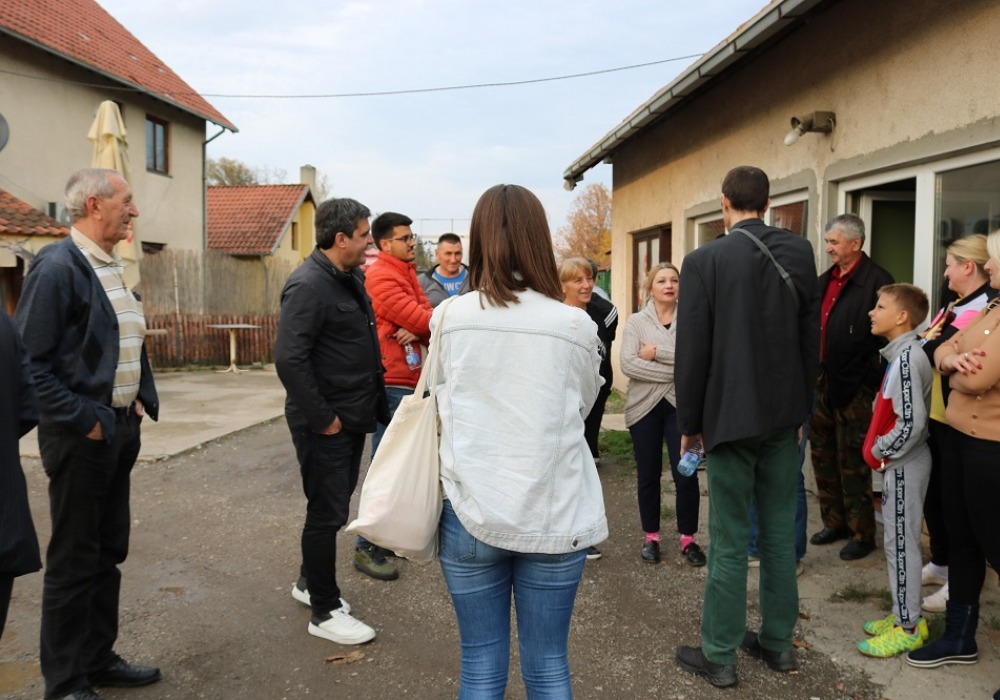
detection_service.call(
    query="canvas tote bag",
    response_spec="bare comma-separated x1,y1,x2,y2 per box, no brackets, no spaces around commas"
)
346,297,455,563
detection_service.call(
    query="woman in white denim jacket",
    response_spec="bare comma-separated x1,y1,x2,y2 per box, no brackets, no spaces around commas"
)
431,184,607,699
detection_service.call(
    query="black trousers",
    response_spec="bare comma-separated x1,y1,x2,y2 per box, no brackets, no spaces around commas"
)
941,426,1000,605
38,411,141,699
288,422,364,616
629,398,699,536
583,382,612,459
0,574,13,641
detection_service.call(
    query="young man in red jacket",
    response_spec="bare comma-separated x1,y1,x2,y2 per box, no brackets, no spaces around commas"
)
355,212,433,580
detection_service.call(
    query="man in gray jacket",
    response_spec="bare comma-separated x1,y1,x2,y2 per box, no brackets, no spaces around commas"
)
419,233,469,306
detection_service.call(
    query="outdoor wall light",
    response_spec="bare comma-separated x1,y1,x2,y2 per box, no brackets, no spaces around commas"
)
783,111,836,146
563,175,583,191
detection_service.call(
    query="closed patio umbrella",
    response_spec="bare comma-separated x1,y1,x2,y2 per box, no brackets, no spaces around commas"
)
88,100,140,287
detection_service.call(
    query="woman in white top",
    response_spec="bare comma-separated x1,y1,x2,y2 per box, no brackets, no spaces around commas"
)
431,184,607,699
620,263,705,567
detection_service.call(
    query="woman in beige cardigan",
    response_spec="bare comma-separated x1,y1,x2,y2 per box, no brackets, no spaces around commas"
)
621,263,705,566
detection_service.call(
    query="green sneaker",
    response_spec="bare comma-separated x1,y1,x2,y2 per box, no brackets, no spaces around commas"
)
354,545,399,581
857,621,927,658
863,614,928,640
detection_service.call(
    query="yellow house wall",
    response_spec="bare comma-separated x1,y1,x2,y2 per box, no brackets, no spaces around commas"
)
0,41,211,252
603,0,1000,390
271,199,316,266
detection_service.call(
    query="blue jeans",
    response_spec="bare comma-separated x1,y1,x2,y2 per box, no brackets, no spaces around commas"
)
438,501,587,700
748,414,810,562
357,386,412,552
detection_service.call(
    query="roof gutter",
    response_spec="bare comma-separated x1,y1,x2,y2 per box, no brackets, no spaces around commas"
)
561,0,827,189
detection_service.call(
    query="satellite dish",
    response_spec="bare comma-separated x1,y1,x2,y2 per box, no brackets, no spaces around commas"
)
0,113,8,153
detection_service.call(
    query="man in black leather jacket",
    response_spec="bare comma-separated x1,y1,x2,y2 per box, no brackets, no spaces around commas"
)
275,197,388,646
809,213,893,561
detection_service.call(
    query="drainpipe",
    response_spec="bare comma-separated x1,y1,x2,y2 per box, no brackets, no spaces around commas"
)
202,125,226,317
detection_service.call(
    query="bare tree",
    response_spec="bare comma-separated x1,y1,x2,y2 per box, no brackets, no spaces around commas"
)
554,183,611,264
207,157,288,186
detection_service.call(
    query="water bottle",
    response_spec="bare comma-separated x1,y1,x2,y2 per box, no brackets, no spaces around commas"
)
404,343,422,371
678,442,704,477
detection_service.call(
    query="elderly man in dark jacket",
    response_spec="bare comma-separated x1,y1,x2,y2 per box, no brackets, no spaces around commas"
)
275,197,388,647
0,311,40,642
16,168,160,700
809,213,893,561
674,166,820,688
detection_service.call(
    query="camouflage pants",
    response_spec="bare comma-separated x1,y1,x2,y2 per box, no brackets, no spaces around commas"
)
809,375,876,543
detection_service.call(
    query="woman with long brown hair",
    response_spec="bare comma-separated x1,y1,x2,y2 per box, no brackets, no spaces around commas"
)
431,184,607,698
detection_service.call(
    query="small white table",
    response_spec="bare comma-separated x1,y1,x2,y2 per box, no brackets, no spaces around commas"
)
207,324,260,373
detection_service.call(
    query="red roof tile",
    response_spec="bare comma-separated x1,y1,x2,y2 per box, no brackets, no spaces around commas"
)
0,0,236,131
0,188,70,237
207,185,312,255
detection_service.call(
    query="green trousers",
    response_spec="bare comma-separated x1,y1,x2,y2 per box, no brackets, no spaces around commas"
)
701,427,800,664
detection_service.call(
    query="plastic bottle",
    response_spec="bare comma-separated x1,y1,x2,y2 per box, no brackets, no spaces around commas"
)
404,343,422,371
677,442,704,477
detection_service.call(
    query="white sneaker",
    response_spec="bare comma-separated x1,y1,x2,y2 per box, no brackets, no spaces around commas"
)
923,582,949,613
308,607,376,645
921,562,948,587
291,582,350,614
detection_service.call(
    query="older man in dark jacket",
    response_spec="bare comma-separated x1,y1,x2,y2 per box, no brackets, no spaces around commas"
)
275,197,388,647
16,168,160,700
674,166,820,688
809,214,893,561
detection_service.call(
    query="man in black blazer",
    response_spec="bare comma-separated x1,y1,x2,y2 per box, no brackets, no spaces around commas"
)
674,166,820,688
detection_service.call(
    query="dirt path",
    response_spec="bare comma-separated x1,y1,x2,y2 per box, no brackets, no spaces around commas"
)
2,419,997,699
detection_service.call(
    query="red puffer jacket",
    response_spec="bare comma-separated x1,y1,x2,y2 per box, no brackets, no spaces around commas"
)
364,252,433,388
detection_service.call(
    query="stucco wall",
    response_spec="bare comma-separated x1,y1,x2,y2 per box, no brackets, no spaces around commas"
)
600,0,1000,391
0,42,209,250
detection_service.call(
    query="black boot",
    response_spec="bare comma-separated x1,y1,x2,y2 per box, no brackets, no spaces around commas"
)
906,601,978,668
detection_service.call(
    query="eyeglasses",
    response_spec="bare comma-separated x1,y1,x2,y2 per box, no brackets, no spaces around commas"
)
391,234,416,244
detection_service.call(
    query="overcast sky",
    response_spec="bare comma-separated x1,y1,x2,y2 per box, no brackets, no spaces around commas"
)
99,0,766,241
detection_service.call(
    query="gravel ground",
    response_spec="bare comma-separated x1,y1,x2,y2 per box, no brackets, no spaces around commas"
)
2,418,997,699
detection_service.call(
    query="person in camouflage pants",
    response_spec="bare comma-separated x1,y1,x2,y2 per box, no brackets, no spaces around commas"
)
810,372,877,543
809,214,893,561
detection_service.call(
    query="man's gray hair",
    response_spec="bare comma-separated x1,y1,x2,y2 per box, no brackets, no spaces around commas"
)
825,213,866,245
65,168,120,222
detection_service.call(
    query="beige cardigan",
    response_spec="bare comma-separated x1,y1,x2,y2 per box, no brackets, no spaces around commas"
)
620,301,677,427
937,300,1000,441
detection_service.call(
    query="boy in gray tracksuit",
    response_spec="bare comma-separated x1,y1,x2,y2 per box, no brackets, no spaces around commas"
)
857,283,933,658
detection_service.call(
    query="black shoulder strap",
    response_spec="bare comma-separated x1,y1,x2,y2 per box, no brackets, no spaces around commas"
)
731,227,799,311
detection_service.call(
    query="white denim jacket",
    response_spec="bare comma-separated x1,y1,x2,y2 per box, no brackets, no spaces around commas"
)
431,289,609,554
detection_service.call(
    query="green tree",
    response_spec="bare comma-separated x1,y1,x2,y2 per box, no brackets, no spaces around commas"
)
555,183,611,264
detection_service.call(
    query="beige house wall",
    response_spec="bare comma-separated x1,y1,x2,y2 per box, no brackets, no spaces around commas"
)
602,0,1000,391
0,42,209,252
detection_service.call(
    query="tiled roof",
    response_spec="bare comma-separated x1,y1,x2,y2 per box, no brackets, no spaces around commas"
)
0,188,70,237
0,0,236,131
207,185,312,255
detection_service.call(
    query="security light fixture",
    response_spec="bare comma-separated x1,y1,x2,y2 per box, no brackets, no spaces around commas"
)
784,111,836,146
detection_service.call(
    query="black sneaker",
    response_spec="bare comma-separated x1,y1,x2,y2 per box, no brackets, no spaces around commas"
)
683,542,707,567
585,546,602,560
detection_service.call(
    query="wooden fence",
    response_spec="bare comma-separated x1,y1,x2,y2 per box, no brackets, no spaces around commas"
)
145,313,280,368
135,250,296,367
